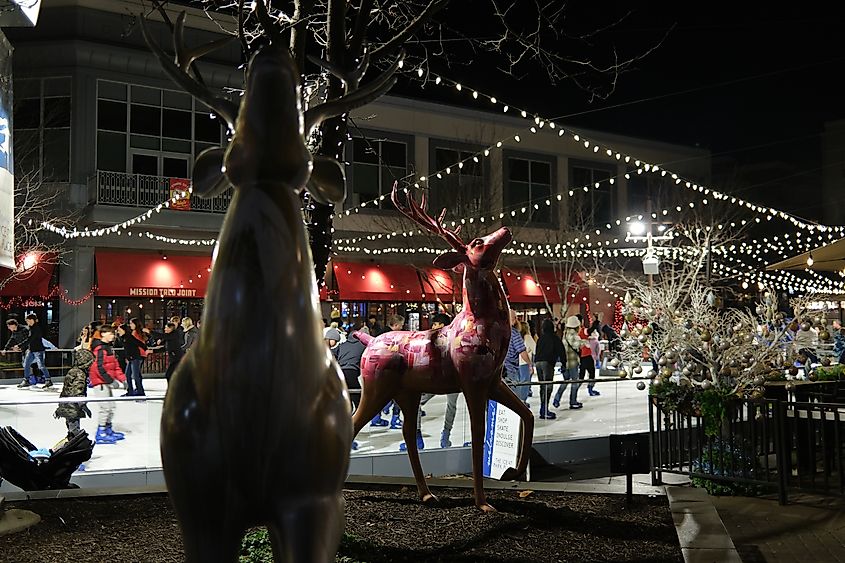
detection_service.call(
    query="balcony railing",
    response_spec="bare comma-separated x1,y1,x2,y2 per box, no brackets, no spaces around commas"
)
92,170,231,214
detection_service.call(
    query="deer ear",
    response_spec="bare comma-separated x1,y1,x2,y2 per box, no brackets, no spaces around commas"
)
433,251,468,271
306,155,346,205
192,147,231,199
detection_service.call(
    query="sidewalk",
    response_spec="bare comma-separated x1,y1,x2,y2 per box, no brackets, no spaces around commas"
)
711,493,845,563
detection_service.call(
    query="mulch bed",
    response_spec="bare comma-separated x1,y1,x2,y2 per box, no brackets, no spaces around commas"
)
0,486,682,562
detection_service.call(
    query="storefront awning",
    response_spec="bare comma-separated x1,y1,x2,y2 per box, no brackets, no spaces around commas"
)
0,253,57,297
418,266,462,302
500,268,584,304
95,251,212,298
766,237,845,272
332,261,424,301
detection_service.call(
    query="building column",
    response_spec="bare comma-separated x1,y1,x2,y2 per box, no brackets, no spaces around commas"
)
59,245,95,348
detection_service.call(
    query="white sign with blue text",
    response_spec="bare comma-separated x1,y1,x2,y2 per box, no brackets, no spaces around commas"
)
482,400,521,479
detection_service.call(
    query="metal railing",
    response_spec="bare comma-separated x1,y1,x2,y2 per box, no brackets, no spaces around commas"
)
91,170,231,213
649,394,845,504
0,347,169,379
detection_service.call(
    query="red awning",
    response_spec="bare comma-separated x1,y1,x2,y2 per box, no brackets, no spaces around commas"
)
0,253,57,297
95,251,212,298
418,267,462,302
332,261,424,301
500,267,581,304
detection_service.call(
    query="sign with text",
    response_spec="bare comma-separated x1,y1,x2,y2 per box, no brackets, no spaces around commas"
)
482,400,521,480
128,287,198,298
0,32,14,271
169,178,191,211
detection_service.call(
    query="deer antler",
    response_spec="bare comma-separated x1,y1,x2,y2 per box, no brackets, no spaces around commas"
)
391,183,465,252
303,50,404,137
140,12,239,130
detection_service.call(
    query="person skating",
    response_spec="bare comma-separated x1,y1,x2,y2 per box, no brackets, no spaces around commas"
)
122,319,148,396
88,326,127,444
330,324,364,451
54,347,96,440
579,316,601,397
535,319,565,419
552,315,586,409
23,314,53,388
5,319,31,388
505,310,534,408
159,322,184,382
375,314,405,429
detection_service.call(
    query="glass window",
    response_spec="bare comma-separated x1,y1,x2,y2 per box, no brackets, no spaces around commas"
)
97,131,126,172
13,129,39,175
163,157,189,178
430,145,484,215
99,81,127,101
162,109,191,139
43,97,71,128
43,77,71,97
162,90,192,110
349,134,409,209
131,153,158,175
506,156,553,225
14,98,41,129
97,100,126,132
42,129,70,181
131,85,160,105
130,105,161,136
570,164,614,227
162,138,191,153
194,112,221,143
130,135,161,151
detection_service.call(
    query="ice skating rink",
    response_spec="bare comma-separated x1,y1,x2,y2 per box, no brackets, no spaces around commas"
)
0,373,649,477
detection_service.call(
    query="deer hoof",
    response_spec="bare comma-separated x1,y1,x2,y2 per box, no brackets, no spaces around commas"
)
499,467,524,481
421,493,440,506
477,502,497,513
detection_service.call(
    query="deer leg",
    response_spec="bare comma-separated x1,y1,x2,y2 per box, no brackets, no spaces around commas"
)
351,381,396,437
463,389,496,512
268,494,345,563
394,391,438,504
489,378,535,482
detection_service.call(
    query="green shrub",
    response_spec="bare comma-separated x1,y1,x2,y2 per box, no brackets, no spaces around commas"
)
239,527,367,562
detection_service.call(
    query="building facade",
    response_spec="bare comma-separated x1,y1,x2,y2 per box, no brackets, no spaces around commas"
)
7,0,712,346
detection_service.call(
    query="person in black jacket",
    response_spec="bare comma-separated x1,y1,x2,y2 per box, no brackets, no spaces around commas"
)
535,318,565,420
121,320,148,396
332,319,367,413
23,313,53,388
159,322,184,382
5,319,30,388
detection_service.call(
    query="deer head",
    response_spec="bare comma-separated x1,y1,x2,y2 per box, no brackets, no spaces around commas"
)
391,183,512,273
141,6,402,206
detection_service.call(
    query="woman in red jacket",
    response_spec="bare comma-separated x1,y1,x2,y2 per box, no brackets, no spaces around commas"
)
89,325,128,445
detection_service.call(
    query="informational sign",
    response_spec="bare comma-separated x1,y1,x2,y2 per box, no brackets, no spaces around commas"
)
482,400,521,480
0,32,15,271
169,177,191,211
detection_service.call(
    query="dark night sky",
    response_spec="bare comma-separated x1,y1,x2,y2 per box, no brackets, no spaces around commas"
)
393,1,845,221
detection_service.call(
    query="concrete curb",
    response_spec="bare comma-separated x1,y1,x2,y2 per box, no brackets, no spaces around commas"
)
666,486,742,563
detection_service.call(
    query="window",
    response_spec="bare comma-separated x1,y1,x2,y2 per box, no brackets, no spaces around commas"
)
428,143,484,216
12,77,72,182
505,155,554,225
569,162,614,227
348,134,411,209
96,80,227,177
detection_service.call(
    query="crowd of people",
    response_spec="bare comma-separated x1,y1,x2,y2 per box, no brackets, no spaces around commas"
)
3,314,200,446
321,310,616,451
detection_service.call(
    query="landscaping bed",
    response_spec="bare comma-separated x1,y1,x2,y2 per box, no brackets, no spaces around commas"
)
1,486,682,562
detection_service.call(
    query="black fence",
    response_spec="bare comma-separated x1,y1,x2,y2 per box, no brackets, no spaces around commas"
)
649,394,845,504
0,348,170,379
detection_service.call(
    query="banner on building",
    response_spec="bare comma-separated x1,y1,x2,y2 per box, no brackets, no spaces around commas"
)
169,177,191,211
0,31,15,271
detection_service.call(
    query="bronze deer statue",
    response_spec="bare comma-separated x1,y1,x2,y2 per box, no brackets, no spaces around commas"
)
352,184,535,512
141,9,400,561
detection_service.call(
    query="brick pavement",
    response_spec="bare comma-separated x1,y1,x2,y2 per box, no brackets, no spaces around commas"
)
711,494,845,563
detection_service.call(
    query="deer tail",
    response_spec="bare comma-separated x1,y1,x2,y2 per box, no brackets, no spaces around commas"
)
353,331,373,347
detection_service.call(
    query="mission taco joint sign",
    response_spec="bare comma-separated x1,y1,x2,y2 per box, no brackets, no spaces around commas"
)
129,287,198,298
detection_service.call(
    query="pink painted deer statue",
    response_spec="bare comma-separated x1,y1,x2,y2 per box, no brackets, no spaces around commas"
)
352,184,535,512
141,8,400,562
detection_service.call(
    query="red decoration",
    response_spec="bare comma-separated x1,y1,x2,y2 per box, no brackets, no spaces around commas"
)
612,299,624,333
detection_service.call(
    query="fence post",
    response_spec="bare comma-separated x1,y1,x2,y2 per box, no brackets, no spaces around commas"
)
774,400,789,505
